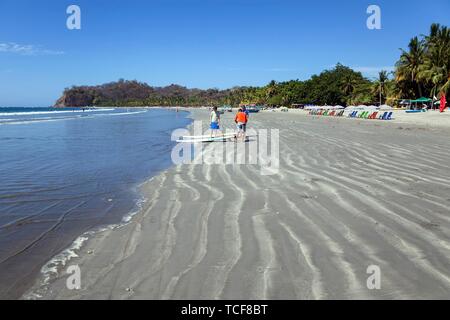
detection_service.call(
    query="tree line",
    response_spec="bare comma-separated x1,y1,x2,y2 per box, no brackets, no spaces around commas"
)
56,23,449,108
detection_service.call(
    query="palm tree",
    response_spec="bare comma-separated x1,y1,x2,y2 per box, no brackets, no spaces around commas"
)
341,74,358,96
347,82,373,105
265,80,278,105
418,24,450,97
372,70,390,105
396,37,426,97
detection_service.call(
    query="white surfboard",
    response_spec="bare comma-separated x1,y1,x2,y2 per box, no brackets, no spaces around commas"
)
176,135,234,143
180,133,237,140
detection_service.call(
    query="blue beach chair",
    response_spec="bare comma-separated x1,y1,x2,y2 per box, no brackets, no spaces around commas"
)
379,112,388,120
386,112,393,120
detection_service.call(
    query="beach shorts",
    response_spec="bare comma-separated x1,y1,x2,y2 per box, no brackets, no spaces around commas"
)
210,122,220,130
237,122,245,131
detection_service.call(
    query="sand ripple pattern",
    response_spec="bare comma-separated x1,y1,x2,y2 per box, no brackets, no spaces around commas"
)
26,111,450,299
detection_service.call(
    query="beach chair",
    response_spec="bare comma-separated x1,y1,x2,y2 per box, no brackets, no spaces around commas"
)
348,111,355,118
329,110,335,116
352,111,358,118
379,112,388,120
369,112,378,119
363,111,371,119
386,112,393,120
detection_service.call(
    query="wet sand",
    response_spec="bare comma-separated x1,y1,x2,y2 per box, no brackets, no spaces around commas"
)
25,109,450,299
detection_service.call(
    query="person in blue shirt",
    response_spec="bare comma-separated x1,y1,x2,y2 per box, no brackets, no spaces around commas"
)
242,106,250,117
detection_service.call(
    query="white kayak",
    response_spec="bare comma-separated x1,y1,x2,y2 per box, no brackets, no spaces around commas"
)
176,135,235,143
176,134,255,143
180,133,237,140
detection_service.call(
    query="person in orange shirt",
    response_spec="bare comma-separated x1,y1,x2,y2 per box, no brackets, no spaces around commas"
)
234,108,248,141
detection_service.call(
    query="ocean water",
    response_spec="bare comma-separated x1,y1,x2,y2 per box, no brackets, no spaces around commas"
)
0,107,191,299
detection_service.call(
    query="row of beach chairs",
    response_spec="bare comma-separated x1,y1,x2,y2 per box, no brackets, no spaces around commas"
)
347,111,393,120
308,109,393,120
308,109,345,117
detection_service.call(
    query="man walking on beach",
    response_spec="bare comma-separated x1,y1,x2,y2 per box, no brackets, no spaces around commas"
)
210,106,221,138
234,108,248,142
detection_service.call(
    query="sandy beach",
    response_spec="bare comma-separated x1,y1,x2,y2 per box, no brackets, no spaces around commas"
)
25,109,450,300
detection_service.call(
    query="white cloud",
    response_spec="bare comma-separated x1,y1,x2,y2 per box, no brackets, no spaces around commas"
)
352,66,395,77
0,42,64,56
263,67,294,72
225,67,295,72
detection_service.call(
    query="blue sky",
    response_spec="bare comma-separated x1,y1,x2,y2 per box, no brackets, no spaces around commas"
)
0,0,448,107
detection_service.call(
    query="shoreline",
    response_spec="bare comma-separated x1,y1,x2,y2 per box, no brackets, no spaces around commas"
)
22,178,156,300
0,107,192,300
24,109,450,299
22,109,196,300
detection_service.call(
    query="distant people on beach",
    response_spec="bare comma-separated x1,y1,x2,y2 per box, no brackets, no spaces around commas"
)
210,106,221,137
234,108,248,142
242,106,250,117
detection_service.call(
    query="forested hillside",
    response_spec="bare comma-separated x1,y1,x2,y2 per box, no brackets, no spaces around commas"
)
56,23,449,108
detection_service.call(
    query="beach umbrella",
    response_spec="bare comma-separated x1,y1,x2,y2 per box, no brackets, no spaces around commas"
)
410,97,432,103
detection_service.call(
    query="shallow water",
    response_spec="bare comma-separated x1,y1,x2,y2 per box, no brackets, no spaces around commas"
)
0,107,191,299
